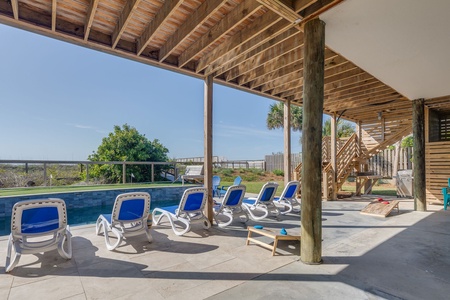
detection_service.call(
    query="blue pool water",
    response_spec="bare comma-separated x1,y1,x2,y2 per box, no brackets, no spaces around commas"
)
0,200,179,236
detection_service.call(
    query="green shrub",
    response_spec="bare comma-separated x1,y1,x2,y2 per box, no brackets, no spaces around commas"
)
272,169,284,176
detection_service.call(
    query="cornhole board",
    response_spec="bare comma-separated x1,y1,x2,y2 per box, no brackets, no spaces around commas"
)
360,200,400,217
246,227,300,256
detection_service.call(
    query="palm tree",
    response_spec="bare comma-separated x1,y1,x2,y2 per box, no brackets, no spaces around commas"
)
322,119,355,138
266,102,303,131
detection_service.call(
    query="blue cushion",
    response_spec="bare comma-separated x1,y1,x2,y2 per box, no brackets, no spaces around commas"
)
21,207,59,234
118,199,145,221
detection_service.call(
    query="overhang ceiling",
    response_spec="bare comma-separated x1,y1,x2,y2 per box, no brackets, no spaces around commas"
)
0,0,446,130
321,0,450,100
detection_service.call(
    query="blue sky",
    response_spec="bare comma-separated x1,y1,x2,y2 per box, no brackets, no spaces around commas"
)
0,24,304,161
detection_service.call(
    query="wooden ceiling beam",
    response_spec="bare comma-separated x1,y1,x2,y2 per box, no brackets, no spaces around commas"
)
258,0,301,23
216,28,300,80
325,94,405,111
10,0,18,20
249,58,303,89
137,0,183,56
244,48,338,88
279,68,367,99
198,13,287,74
178,1,263,68
111,0,142,49
201,1,321,75
224,33,301,82
84,0,100,41
159,0,226,62
51,0,56,31
326,84,392,101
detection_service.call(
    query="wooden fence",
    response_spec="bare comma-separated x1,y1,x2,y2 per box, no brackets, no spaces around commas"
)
265,153,302,172
368,147,413,178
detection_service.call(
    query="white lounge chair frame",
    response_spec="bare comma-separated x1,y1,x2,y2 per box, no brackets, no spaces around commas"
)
5,198,72,273
152,187,211,236
213,185,248,227
274,181,301,214
242,182,279,221
96,192,152,251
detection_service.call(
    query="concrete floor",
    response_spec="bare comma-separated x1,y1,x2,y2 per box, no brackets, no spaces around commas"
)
0,196,449,300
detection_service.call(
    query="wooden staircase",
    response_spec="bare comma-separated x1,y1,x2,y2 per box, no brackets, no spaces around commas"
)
293,119,412,199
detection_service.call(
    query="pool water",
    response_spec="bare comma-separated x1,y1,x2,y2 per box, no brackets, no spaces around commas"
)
0,200,179,236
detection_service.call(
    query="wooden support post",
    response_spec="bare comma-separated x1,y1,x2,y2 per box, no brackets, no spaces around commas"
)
25,163,28,174
204,74,214,222
122,163,126,184
301,18,325,264
330,112,337,200
413,98,426,211
284,99,292,184
86,164,89,183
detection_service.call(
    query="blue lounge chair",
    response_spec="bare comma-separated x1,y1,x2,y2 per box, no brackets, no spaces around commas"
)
5,198,72,273
242,182,279,221
274,181,301,214
96,192,152,251
219,176,242,198
152,187,211,236
214,185,248,227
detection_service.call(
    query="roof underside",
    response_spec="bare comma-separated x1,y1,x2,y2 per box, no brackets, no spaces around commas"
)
0,0,448,125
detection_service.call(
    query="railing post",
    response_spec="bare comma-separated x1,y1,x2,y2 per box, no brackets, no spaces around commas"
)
43,163,47,186
86,164,89,183
151,163,154,182
122,163,126,184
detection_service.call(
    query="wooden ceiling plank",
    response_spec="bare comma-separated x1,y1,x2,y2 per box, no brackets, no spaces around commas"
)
257,0,301,23
248,58,302,88
245,48,337,87
137,0,183,56
223,33,301,81
294,0,318,12
196,11,284,73
111,0,142,49
178,1,263,68
159,0,226,62
11,0,18,20
84,0,100,41
51,0,56,31
214,27,299,79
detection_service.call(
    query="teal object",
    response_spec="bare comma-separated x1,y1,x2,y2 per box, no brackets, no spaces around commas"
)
280,228,287,235
254,225,263,229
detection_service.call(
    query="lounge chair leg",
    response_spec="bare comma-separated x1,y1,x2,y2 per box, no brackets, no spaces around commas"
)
57,227,73,259
5,235,21,273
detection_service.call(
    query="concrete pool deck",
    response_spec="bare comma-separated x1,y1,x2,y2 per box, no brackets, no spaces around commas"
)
0,196,449,299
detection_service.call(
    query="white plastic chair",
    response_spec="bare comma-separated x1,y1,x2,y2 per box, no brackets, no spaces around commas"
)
213,185,248,227
96,192,152,251
152,187,211,236
242,182,279,221
5,198,72,273
274,181,301,214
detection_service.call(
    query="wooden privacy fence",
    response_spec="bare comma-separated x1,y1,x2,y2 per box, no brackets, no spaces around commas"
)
368,147,413,178
265,153,302,172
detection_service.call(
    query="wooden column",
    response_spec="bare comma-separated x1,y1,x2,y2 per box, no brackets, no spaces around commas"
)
301,18,325,264
43,163,47,186
86,164,89,183
330,113,337,200
413,98,426,211
204,74,214,222
284,99,292,184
